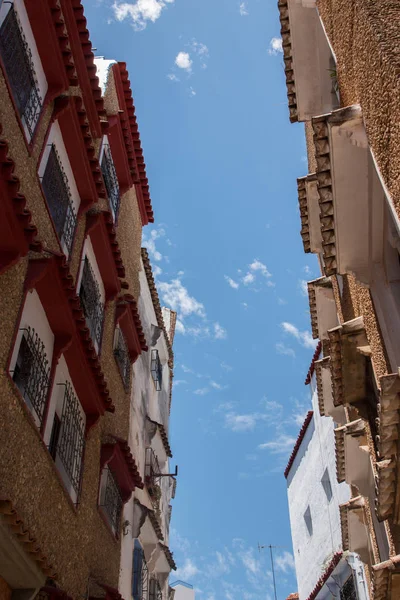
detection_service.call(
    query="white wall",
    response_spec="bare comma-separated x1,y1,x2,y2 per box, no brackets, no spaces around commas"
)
287,374,351,600
171,583,195,600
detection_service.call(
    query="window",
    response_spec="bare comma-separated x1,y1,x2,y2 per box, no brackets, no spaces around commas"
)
99,466,123,536
340,576,357,600
0,6,41,138
101,144,120,219
49,382,85,499
79,257,104,349
41,145,77,255
149,579,162,600
304,506,313,536
114,327,130,390
132,540,149,600
151,349,162,391
12,327,50,426
321,468,333,502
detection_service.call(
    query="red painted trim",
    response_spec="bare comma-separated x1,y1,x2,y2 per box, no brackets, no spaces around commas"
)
0,127,42,275
59,0,104,138
24,254,114,425
107,115,132,194
24,0,70,97
100,438,143,502
56,96,103,210
115,294,148,363
306,552,343,600
305,341,322,385
284,411,314,479
112,63,154,225
85,211,124,300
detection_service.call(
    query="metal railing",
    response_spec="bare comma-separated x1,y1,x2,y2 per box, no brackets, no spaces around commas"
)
51,382,85,497
340,576,357,600
0,6,41,137
101,145,120,218
133,543,149,600
114,328,130,390
12,327,50,425
149,579,162,600
79,257,104,349
41,145,77,255
101,466,123,535
151,349,162,391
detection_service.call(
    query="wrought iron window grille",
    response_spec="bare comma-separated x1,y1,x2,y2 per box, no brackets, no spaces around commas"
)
340,576,357,600
0,6,42,138
151,349,162,391
149,579,162,600
79,257,104,349
11,327,50,426
101,466,123,535
41,145,77,255
114,328,131,390
50,382,85,498
133,544,149,600
101,145,120,219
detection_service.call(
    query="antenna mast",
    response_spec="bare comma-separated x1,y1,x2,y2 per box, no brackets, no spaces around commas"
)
258,543,278,600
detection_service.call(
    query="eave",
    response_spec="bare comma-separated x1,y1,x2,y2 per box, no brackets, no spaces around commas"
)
24,254,114,426
328,317,371,407
54,96,104,211
315,356,346,425
0,129,42,275
159,542,177,571
297,174,321,254
107,115,133,194
59,0,105,137
113,63,154,225
101,438,143,502
24,0,71,98
376,372,400,522
115,294,148,363
284,411,313,478
147,417,173,458
305,552,342,600
86,211,124,301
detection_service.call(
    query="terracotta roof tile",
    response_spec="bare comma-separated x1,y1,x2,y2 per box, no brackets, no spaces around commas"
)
148,509,164,541
48,0,77,86
304,342,322,385
286,595,299,600
159,542,177,571
147,417,173,458
305,552,342,600
284,411,313,478
112,436,144,490
119,293,148,352
0,499,56,578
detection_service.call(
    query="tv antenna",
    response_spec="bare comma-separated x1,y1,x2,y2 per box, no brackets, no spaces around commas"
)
258,543,278,600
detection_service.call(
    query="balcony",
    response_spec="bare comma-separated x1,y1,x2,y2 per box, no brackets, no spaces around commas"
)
0,6,42,138
12,326,50,427
114,327,131,390
149,579,162,600
41,145,77,255
151,349,162,391
48,382,85,501
79,257,104,350
101,145,120,219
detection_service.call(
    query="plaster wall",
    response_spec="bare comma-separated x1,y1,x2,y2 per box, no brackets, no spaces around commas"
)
287,375,350,600
172,583,195,600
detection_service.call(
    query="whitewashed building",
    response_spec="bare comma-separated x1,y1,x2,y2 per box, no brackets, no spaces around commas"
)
285,361,370,600
170,581,195,600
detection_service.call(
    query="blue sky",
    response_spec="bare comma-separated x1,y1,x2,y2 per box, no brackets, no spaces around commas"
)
87,0,319,598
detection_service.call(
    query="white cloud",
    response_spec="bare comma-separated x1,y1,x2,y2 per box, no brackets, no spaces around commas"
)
275,551,295,573
167,73,179,81
225,412,259,432
304,265,312,275
281,321,316,349
191,39,209,69
239,2,248,16
175,51,192,71
299,279,308,297
142,227,165,261
153,264,162,277
221,361,233,372
242,272,255,285
276,342,295,358
210,381,224,390
242,302,248,309
112,0,174,30
249,259,271,278
214,322,227,340
189,86,197,97
174,558,200,580
258,434,296,454
194,388,209,396
158,278,205,318
241,548,260,575
268,37,283,55
224,275,239,289
173,379,187,387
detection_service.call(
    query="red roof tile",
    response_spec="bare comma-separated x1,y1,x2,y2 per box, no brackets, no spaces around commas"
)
284,411,314,479
306,552,342,600
305,341,322,385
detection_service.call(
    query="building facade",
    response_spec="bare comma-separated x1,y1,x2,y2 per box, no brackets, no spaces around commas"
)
170,582,195,600
0,3,176,600
278,0,400,598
